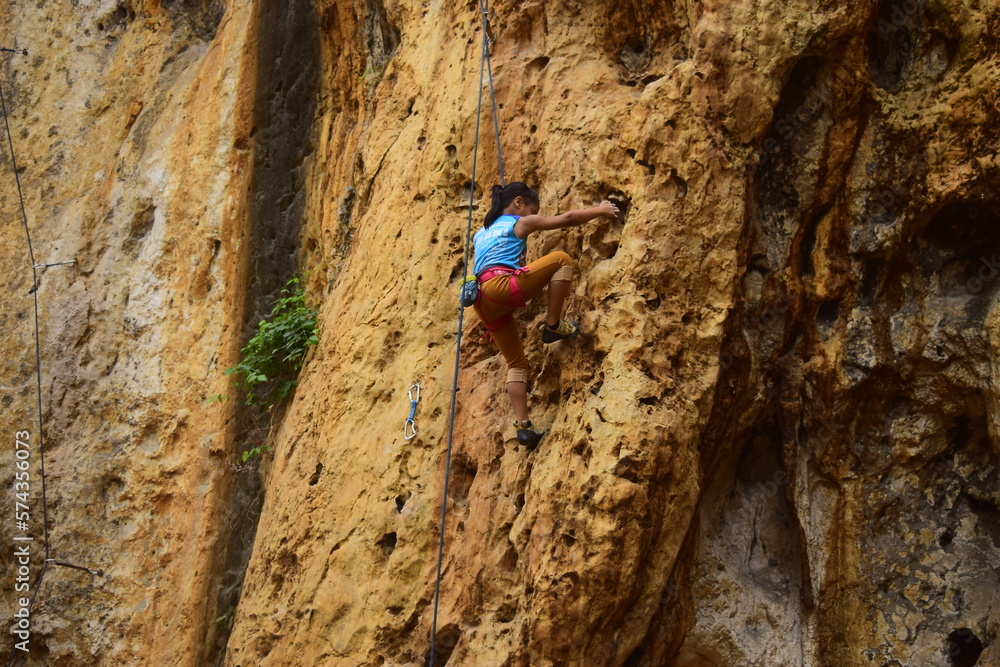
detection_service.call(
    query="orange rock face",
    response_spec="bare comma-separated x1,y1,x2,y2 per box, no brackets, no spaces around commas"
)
1,0,999,666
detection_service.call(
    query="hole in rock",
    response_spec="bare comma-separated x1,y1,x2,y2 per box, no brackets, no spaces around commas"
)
425,623,462,666
623,647,645,667
925,30,956,78
606,190,632,225
395,491,410,512
499,545,518,571
816,300,839,338
572,441,592,467
858,258,884,306
939,528,954,547
919,202,1000,298
613,455,642,483
966,495,1000,549
496,600,517,622
946,628,984,666
527,56,550,72
748,254,770,276
869,0,921,90
448,260,464,283
377,532,397,558
512,494,524,518
449,454,478,504
800,208,826,277
620,37,648,75
308,463,322,486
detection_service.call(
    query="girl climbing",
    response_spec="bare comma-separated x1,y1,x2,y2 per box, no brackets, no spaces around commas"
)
471,182,619,450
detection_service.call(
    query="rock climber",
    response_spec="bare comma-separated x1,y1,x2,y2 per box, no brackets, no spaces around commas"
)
471,181,619,450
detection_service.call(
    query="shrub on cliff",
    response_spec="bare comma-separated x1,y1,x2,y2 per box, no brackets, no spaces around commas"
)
224,276,319,409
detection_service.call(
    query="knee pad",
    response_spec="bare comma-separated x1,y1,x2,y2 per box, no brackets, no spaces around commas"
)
553,265,573,281
506,367,529,384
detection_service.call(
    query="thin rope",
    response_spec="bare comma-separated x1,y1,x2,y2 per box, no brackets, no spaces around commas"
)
2,51,99,667
428,7,497,664
482,1,505,187
0,54,50,556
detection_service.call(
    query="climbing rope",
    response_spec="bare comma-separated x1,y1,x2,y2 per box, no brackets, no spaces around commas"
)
2,48,102,666
429,2,506,664
483,8,505,187
404,383,421,440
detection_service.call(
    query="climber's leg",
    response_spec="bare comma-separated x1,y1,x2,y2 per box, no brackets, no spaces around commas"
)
546,278,571,327
515,251,573,306
513,252,576,340
506,376,529,423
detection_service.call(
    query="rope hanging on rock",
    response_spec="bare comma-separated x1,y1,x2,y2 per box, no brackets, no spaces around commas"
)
1,47,102,667
429,2,506,664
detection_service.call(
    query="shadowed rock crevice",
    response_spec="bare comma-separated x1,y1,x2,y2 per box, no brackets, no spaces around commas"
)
917,202,1000,301
205,0,321,664
162,0,226,42
674,417,806,665
868,0,923,90
363,0,400,74
753,56,836,271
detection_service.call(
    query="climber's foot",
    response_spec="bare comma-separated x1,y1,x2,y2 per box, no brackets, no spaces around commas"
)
515,420,544,450
540,319,579,344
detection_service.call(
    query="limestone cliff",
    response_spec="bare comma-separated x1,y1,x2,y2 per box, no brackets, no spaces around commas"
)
1,0,999,666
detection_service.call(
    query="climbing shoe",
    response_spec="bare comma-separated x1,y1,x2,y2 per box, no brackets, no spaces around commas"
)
515,420,544,450
540,318,579,344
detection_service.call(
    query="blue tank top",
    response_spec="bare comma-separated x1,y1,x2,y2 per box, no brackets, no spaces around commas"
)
473,215,525,276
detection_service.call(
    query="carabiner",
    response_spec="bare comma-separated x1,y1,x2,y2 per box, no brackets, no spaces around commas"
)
404,383,421,440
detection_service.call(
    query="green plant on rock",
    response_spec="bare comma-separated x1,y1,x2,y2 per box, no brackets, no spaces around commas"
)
224,276,319,409
241,444,272,462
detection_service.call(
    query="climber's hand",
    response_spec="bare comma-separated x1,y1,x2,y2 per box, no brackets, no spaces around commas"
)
599,200,620,220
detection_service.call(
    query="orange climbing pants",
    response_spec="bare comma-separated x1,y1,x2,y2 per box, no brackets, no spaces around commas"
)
473,251,573,384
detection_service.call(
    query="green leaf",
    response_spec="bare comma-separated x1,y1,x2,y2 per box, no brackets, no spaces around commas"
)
219,274,319,423
241,450,250,462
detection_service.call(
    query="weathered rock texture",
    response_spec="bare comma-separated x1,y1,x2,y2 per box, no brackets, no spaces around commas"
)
2,0,1000,665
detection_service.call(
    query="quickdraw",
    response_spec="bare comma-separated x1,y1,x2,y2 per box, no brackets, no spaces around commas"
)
404,383,420,440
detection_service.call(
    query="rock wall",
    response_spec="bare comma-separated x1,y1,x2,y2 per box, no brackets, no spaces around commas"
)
1,0,999,666
0,0,261,664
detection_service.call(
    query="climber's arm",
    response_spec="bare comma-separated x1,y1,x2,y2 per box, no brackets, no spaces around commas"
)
514,201,619,238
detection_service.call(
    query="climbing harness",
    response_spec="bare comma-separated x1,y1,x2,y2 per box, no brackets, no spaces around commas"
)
2,47,102,666
473,265,532,333
430,2,506,664
404,383,421,440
